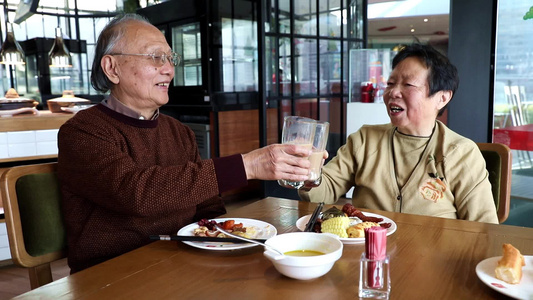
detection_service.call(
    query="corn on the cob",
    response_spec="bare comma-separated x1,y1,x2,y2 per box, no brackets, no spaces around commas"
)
320,216,351,238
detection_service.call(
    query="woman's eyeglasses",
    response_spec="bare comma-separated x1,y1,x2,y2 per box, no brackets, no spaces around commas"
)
110,51,181,67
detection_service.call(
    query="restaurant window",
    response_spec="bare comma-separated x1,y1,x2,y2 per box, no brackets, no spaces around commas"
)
279,0,291,34
221,18,258,92
295,38,318,96
265,36,278,97
492,1,533,194
294,1,316,36
265,0,364,146
172,22,202,87
485,0,533,228
279,36,292,97
0,1,117,101
264,0,365,200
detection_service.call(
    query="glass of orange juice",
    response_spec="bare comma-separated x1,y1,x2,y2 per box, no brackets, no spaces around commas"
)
304,121,329,188
277,116,317,189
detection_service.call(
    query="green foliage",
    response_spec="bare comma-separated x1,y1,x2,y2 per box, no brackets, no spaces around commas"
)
524,6,533,20
123,0,140,13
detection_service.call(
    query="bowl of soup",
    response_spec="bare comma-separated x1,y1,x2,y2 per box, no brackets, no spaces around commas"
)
263,232,343,280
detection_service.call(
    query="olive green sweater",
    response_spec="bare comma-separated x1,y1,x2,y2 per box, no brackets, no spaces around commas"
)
58,104,248,272
300,121,498,224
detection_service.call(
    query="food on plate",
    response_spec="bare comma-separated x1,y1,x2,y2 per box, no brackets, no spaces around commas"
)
321,207,346,221
311,204,392,238
194,219,257,239
346,222,380,238
320,216,351,238
5,88,19,98
342,203,384,223
495,243,525,284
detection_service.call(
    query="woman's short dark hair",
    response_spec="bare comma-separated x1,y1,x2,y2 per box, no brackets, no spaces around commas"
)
392,44,459,116
90,14,151,93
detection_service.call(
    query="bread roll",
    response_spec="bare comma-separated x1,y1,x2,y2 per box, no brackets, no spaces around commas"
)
495,244,525,284
5,88,19,98
346,222,379,238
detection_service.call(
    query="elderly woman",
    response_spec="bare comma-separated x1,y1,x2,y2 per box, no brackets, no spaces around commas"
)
58,14,312,273
300,44,498,224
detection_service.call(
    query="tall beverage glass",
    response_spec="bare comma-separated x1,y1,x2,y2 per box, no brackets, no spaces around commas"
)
304,121,329,188
277,116,317,189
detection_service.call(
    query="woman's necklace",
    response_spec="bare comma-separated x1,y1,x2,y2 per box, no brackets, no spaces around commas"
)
390,126,435,212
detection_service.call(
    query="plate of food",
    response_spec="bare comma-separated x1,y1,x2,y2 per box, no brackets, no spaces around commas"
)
177,218,277,250
476,244,532,299
296,204,397,245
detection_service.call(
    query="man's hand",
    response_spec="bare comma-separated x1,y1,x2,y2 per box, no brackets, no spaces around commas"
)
242,144,312,181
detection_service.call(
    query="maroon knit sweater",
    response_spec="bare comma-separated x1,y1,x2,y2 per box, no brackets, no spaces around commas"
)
58,104,247,273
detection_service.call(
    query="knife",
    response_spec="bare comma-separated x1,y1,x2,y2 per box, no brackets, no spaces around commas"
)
304,202,324,232
150,235,267,243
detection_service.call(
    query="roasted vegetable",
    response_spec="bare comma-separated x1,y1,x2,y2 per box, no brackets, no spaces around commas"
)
320,216,351,238
321,207,346,221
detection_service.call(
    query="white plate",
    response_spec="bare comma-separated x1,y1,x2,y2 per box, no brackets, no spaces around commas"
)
296,212,397,245
476,255,533,299
177,218,277,250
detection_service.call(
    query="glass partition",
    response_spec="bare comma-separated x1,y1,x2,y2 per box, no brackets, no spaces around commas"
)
172,22,202,87
295,38,318,96
279,37,292,97
221,18,258,92
279,0,291,34
49,52,88,96
492,1,533,170
319,39,341,95
0,64,27,100
319,0,342,38
266,36,278,97
266,0,364,149
294,1,316,36
348,48,394,103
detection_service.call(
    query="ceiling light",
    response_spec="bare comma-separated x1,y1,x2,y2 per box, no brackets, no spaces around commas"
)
0,23,25,65
411,28,415,33
424,18,429,22
49,27,72,68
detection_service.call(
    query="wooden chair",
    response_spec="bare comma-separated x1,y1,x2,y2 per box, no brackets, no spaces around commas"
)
0,162,67,289
477,143,512,223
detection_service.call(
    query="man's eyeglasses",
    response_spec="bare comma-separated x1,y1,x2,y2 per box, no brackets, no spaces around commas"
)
110,51,181,67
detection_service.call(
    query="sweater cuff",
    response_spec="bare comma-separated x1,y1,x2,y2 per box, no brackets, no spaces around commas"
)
213,154,248,193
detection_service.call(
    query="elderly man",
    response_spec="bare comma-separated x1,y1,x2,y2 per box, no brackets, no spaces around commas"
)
58,14,312,273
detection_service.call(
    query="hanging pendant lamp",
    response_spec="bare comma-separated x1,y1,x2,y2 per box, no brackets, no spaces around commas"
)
0,22,25,65
49,27,72,68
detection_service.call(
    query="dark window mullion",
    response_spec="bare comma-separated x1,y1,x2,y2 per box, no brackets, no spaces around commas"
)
340,0,346,145
315,0,320,120
231,0,236,91
290,0,296,116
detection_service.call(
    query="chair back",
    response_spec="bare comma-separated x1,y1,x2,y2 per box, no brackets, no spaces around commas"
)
0,162,67,289
477,143,512,223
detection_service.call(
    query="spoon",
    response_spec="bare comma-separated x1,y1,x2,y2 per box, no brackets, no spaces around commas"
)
215,225,285,257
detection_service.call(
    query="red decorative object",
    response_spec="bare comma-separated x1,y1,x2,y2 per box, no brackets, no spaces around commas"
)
378,26,397,32
493,124,533,151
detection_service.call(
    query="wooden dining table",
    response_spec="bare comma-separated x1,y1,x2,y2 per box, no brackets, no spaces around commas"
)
14,197,533,299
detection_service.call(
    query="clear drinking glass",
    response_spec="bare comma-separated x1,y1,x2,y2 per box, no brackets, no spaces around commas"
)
304,121,329,188
277,116,317,189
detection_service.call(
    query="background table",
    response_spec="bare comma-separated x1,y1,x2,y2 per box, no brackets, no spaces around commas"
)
15,198,533,299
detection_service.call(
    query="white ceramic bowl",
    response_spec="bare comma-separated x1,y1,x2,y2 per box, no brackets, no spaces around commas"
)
263,232,343,280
